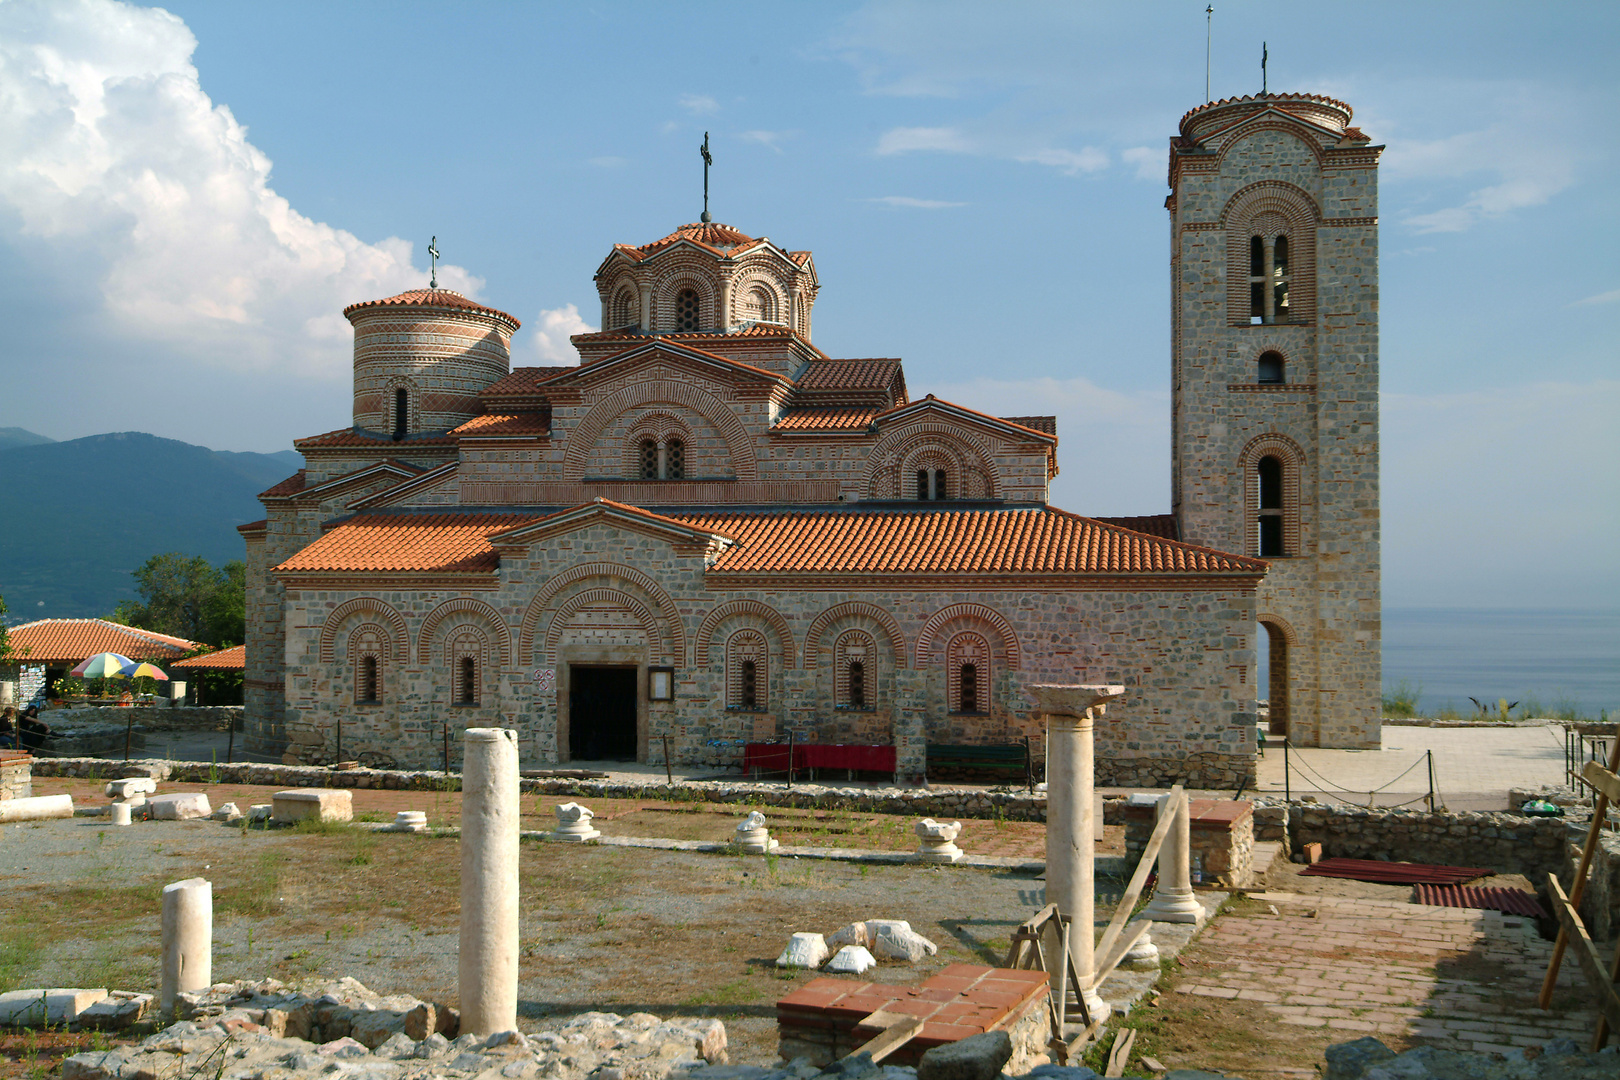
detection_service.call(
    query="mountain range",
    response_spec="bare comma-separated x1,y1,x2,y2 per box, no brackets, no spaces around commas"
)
0,430,301,620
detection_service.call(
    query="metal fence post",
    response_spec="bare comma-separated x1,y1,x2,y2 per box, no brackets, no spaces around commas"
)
1283,738,1290,803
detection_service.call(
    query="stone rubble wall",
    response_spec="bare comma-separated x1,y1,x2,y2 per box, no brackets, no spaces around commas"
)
0,755,31,801
47,705,242,732
1124,802,1256,886
1275,799,1569,881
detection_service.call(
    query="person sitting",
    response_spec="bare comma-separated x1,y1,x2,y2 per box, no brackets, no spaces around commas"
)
17,705,53,752
0,707,17,750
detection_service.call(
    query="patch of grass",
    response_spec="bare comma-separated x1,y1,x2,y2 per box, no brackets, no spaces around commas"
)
215,850,285,918
681,978,755,1008
1381,678,1422,718
0,927,41,993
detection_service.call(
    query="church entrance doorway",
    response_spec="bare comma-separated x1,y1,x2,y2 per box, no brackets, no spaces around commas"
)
568,665,638,761
1259,621,1289,737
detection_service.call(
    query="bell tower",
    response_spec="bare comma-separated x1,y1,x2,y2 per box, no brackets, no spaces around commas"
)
1168,92,1383,748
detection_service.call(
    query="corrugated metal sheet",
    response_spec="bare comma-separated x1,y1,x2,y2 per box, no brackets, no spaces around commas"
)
1413,883,1547,917
1299,857,1493,885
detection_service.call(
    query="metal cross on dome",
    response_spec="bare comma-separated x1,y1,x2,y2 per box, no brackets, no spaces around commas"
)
700,133,712,223
428,236,440,289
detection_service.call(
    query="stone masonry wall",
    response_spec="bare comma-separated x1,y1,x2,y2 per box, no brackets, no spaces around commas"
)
1285,801,1567,881
0,755,31,800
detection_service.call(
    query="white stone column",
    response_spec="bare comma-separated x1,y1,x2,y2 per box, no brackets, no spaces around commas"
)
459,727,520,1036
638,284,654,331
161,878,211,1016
1034,684,1121,1029
1142,792,1206,925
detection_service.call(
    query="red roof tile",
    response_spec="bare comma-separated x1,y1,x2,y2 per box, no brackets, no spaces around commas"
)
796,359,903,391
170,644,245,671
273,514,535,574
260,470,306,498
1000,416,1057,436
575,323,803,344
5,619,202,664
622,222,759,259
449,413,551,437
238,519,268,534
482,367,577,395
1179,91,1353,131
342,288,520,328
1093,514,1179,540
771,407,880,432
293,428,460,449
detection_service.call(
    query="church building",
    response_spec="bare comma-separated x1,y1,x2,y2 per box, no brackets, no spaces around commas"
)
241,91,1382,785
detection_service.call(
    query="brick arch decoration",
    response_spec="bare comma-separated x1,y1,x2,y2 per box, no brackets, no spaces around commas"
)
803,602,907,670
416,597,512,667
913,603,1023,670
319,598,409,664
864,423,1000,500
1215,121,1327,173
729,269,788,324
1248,342,1295,379
1238,431,1307,559
694,599,797,669
519,561,686,666
621,411,694,477
1221,180,1320,327
1256,611,1300,648
564,381,758,481
542,587,664,665
608,278,639,329
652,264,719,332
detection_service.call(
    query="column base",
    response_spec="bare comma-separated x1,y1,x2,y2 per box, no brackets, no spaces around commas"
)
1122,932,1161,970
1142,891,1206,926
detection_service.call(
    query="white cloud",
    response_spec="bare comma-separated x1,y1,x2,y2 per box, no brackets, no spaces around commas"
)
1119,146,1161,183
678,93,719,115
740,130,789,154
1571,287,1620,307
866,196,966,209
0,0,475,377
528,303,597,365
1018,147,1108,176
875,126,971,155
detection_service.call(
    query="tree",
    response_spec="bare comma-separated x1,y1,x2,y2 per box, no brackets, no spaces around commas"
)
114,553,245,646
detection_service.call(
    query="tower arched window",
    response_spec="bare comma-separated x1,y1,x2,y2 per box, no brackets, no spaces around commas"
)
676,288,701,332
834,630,876,710
358,655,380,704
393,388,408,441
639,439,659,480
666,438,685,479
1249,233,1292,324
1257,351,1285,384
726,629,767,711
1257,455,1285,556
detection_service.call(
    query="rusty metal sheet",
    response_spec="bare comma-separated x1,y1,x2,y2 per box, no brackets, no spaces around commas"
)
1299,857,1492,885
1413,883,1547,917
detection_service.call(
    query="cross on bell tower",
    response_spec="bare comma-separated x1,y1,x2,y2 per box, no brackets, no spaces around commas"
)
428,236,441,289
700,133,713,223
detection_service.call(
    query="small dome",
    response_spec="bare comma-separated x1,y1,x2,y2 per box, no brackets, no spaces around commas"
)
343,288,521,330
631,222,760,257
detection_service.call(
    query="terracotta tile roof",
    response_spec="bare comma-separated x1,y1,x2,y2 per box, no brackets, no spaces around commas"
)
621,222,758,259
796,359,903,391
1093,514,1179,540
341,288,521,328
482,367,577,395
876,397,1057,442
672,506,1263,577
1179,91,1353,130
574,323,798,344
771,407,880,432
273,514,536,575
238,519,268,534
1000,415,1057,436
170,644,245,671
293,428,460,449
449,413,550,437
260,470,306,498
5,619,202,664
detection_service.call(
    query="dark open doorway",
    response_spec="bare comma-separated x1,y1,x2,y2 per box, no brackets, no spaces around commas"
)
1259,621,1289,737
569,666,638,761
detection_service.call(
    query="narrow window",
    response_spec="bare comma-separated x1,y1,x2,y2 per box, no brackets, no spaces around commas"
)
740,660,757,711
1257,455,1285,556
457,656,477,705
934,469,948,501
916,470,930,500
666,438,685,479
959,663,978,714
676,288,700,332
1249,236,1265,324
1257,351,1285,384
639,439,658,479
1273,235,1290,320
848,661,866,709
358,656,379,703
393,388,407,441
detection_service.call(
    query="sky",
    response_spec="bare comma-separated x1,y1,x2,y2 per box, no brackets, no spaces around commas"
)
0,0,1615,610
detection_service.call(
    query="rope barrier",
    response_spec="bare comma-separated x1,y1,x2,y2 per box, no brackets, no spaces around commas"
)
1284,748,1428,796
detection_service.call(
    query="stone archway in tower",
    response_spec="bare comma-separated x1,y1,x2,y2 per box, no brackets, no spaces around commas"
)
1258,616,1295,737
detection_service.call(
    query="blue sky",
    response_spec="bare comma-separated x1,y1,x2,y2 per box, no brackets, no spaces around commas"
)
0,0,1615,609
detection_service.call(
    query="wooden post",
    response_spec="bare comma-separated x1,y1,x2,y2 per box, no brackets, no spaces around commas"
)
226,714,235,764
442,724,451,775
786,729,796,789
1541,736,1620,1009
1546,873,1620,1049
124,713,133,761
662,734,672,785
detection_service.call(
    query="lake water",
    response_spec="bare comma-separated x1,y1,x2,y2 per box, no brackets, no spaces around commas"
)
1260,607,1620,718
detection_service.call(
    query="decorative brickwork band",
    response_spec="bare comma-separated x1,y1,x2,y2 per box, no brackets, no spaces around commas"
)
694,599,797,669
519,561,686,666
1222,181,1319,328
563,379,759,481
416,597,513,667
318,599,409,664
802,602,907,670
913,602,1023,670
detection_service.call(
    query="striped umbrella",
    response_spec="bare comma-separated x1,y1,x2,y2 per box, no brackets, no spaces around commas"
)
71,652,135,678
117,661,169,681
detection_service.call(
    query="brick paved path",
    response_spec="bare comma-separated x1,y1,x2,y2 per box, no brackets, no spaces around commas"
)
1174,891,1600,1056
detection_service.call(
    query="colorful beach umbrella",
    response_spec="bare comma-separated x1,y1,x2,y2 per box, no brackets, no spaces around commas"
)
71,652,135,678
117,661,169,681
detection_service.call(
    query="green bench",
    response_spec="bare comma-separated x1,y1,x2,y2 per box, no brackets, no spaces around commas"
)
926,743,1031,782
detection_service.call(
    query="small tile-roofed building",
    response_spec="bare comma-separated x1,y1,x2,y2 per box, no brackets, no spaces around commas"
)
2,619,202,709
243,92,1381,779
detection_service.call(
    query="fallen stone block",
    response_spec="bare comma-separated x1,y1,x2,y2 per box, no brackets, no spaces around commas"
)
917,1030,1011,1080
776,932,830,969
148,792,211,820
77,992,153,1030
824,945,876,974
105,777,155,803
0,793,74,823
871,924,937,963
272,788,352,824
863,919,911,942
0,988,108,1026
826,921,868,949
210,802,242,821
248,804,273,821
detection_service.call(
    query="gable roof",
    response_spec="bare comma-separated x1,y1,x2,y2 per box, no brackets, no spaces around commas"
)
1093,514,1178,540
482,367,578,396
874,396,1057,443
771,406,881,433
536,337,790,388
796,359,903,392
450,413,551,437
171,644,245,671
273,513,535,575
1000,416,1057,437
488,498,732,552
5,619,202,664
293,427,460,450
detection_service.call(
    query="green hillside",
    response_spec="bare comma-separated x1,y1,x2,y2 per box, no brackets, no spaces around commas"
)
0,427,55,450
0,432,301,619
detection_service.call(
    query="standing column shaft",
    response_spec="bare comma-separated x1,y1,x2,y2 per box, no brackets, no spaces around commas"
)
1043,711,1109,1024
161,878,212,1016
1142,793,1206,924
459,727,520,1036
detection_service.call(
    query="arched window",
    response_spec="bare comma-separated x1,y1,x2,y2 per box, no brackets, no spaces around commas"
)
726,629,766,711
916,469,929,501
676,288,700,332
639,439,659,480
393,388,408,441
740,661,758,710
1248,233,1292,325
666,438,685,479
959,664,978,714
1257,455,1284,556
358,655,380,704
915,468,950,500
1257,351,1285,384
947,632,989,714
457,656,478,705
613,288,638,329
848,662,866,709
934,469,949,501
834,630,875,710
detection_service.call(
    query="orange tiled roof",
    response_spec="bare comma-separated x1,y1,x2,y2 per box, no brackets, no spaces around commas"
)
238,519,268,534
450,413,551,437
1179,91,1353,130
5,619,202,664
273,514,536,574
260,470,306,498
622,222,758,259
482,367,578,395
676,507,1261,577
342,288,521,328
293,428,460,449
1093,514,1179,540
796,359,903,391
170,644,245,670
772,407,880,432
1000,416,1057,436
575,323,800,344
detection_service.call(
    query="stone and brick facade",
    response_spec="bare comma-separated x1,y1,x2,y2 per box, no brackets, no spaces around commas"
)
242,91,1383,784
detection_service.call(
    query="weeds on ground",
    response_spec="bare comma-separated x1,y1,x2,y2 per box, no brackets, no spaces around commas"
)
1381,679,1422,718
